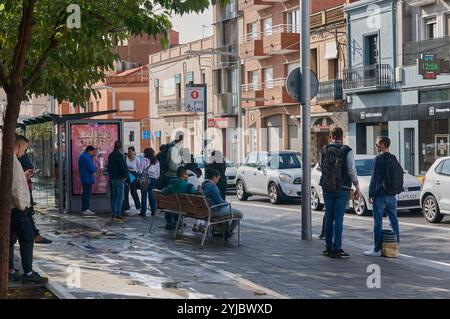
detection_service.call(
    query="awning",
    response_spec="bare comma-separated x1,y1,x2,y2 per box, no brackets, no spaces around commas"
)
20,110,118,126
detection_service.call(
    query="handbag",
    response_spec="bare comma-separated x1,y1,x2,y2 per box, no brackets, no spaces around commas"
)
136,163,151,190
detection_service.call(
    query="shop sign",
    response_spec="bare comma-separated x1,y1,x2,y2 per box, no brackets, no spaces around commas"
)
312,117,335,132
208,117,236,129
435,134,449,157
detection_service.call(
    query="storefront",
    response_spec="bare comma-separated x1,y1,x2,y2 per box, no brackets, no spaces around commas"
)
349,102,450,176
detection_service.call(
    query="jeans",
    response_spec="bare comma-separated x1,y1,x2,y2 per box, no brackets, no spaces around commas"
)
110,179,125,217
373,195,400,252
324,191,349,253
124,172,141,211
82,184,92,211
9,208,34,274
212,206,243,233
140,178,158,215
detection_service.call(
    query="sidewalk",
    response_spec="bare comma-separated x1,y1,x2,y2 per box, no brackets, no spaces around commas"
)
28,204,450,299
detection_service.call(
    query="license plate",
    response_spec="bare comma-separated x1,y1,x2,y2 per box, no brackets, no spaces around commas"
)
396,193,419,201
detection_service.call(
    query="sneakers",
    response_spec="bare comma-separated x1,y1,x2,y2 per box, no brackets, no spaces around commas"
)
81,209,95,216
35,235,52,244
364,249,382,257
8,269,21,282
22,271,49,285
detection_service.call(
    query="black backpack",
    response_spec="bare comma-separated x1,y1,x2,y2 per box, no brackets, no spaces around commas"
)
382,153,404,195
319,144,349,193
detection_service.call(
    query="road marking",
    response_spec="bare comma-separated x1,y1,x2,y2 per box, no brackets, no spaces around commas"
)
232,201,450,232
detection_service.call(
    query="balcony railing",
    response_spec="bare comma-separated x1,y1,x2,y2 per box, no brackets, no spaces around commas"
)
404,36,450,66
157,99,185,114
242,24,300,43
343,64,394,90
241,32,261,43
241,82,261,92
316,79,343,104
261,78,286,89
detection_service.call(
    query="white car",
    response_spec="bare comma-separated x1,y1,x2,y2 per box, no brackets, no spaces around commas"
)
421,156,450,223
311,154,422,216
195,157,237,190
235,151,302,204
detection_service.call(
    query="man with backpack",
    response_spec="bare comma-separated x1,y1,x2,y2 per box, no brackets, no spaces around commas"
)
319,127,361,259
364,136,402,257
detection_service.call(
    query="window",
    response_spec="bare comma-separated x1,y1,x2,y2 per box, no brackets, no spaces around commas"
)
263,18,272,36
246,152,258,167
286,9,300,33
441,160,450,176
425,17,437,40
420,88,450,104
119,100,134,111
311,48,318,74
129,131,135,142
249,70,258,89
365,34,379,65
248,22,258,40
89,102,93,113
96,101,100,112
155,87,160,104
263,67,273,88
328,58,339,79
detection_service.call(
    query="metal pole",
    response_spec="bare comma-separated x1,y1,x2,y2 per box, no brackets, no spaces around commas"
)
57,123,64,214
301,0,312,240
237,57,243,164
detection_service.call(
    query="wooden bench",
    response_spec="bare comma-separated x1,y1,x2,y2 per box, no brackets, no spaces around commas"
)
152,190,241,247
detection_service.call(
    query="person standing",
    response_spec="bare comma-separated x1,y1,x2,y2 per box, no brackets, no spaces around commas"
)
78,145,97,215
18,152,52,244
364,136,402,257
206,150,227,200
319,127,361,259
123,146,141,213
107,141,128,221
8,135,48,284
139,148,160,217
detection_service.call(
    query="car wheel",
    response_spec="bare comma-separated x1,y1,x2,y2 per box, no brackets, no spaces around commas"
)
423,195,444,223
268,183,282,205
353,196,369,216
311,187,324,211
236,180,249,201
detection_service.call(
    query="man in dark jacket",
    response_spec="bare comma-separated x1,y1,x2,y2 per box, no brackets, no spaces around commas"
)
107,141,128,220
364,136,400,257
201,168,243,241
78,145,97,215
206,150,227,200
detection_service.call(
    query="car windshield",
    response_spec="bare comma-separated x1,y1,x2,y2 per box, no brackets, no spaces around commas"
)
355,159,374,176
268,153,302,169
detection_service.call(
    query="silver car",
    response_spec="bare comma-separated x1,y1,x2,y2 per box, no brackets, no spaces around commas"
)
311,154,422,215
235,151,302,204
421,156,450,223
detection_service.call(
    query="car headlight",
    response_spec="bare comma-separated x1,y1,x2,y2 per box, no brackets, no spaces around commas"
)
279,173,292,183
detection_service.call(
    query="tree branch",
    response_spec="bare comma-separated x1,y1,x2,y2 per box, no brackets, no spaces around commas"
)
10,0,37,83
23,11,67,90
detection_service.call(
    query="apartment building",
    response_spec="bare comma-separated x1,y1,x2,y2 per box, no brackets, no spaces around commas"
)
149,37,216,156
345,0,450,175
238,0,356,163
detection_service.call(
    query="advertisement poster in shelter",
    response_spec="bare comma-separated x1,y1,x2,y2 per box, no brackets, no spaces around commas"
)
70,122,120,196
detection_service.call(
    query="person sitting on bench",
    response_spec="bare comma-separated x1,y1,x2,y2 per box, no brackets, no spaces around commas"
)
161,166,198,229
201,168,243,241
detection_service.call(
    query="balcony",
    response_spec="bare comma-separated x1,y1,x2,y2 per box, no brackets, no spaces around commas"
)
343,64,394,92
215,93,238,116
316,79,344,106
406,0,437,7
262,78,297,106
241,83,265,108
238,0,272,11
239,33,266,60
157,99,186,115
404,36,450,66
263,25,300,55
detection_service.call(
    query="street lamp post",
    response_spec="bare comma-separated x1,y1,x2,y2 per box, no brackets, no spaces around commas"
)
185,50,244,164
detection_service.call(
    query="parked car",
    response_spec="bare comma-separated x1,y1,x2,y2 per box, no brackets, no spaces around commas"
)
421,156,450,223
311,154,422,216
194,156,237,191
235,151,302,204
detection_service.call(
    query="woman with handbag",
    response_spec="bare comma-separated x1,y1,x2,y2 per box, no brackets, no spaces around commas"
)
124,146,141,213
139,148,160,217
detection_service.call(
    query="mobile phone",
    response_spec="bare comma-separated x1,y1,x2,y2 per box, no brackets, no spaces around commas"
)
33,169,40,175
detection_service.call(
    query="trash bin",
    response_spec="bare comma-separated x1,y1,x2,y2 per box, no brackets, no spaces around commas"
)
381,230,398,258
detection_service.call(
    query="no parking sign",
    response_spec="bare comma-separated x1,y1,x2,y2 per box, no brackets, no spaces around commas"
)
185,84,206,112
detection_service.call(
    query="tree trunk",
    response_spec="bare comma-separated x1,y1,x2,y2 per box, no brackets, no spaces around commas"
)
0,91,23,299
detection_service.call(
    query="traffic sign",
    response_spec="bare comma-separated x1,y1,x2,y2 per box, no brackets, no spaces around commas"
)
286,68,319,103
185,84,206,112
142,130,150,140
